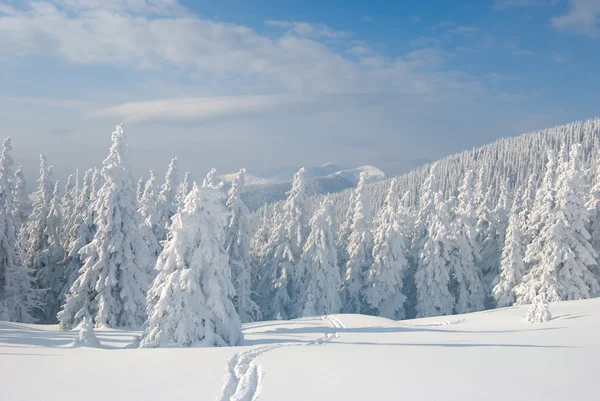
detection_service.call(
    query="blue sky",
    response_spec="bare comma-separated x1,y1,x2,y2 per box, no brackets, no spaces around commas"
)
0,0,599,185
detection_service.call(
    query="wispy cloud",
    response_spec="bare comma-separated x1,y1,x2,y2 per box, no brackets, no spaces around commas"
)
363,16,374,22
449,25,478,36
493,0,559,10
552,52,569,63
264,20,349,39
552,0,600,37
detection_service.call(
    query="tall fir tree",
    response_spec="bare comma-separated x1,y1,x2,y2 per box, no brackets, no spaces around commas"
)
342,172,374,314
59,124,153,329
449,170,485,314
415,193,454,318
363,178,409,319
492,212,526,307
155,158,179,242
295,197,342,317
516,145,599,303
225,169,260,323
140,184,242,347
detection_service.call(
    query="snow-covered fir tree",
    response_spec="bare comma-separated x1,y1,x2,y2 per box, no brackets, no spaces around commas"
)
586,154,600,282
516,145,599,303
59,124,153,329
61,169,96,299
492,212,526,307
140,184,241,348
295,197,342,317
256,168,310,320
136,176,144,204
139,170,162,256
225,169,260,323
176,171,192,210
0,187,41,323
155,157,179,242
363,178,408,319
203,168,223,189
34,181,66,323
526,294,552,323
12,166,29,235
449,170,485,314
415,192,454,318
342,172,374,314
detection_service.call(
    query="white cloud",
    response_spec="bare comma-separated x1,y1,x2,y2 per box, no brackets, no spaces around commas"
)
363,16,374,22
264,20,349,39
552,52,568,63
450,25,478,36
94,94,330,124
0,1,480,98
346,45,371,56
411,16,421,23
552,0,600,37
494,0,558,10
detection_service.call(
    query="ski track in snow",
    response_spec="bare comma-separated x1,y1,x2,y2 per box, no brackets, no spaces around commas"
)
416,318,467,327
217,316,344,401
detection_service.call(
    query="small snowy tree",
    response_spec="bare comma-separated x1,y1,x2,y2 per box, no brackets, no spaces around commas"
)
71,316,101,347
342,172,374,314
176,171,192,210
225,169,260,323
526,294,552,323
140,184,242,348
492,213,526,307
203,168,223,189
363,178,409,319
295,197,342,317
59,124,153,329
415,193,454,318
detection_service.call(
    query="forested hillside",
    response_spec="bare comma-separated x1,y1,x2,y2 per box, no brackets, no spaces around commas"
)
1,119,599,345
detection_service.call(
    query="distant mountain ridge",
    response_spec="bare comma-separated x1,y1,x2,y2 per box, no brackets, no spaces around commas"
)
220,163,386,210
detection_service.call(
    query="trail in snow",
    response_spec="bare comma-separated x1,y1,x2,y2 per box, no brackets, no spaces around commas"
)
217,316,344,401
416,318,467,327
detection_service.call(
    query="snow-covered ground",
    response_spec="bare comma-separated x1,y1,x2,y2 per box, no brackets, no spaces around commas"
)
2,298,598,401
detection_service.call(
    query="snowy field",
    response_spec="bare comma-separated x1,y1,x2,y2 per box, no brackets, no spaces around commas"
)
1,298,598,401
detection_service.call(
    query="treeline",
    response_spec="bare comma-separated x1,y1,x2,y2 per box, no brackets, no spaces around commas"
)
0,120,599,347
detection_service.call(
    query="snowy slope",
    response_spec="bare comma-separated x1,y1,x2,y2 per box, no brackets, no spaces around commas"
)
2,298,598,401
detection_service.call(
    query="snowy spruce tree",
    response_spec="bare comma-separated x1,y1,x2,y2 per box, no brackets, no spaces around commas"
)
586,154,600,282
342,172,374,314
415,193,454,318
257,168,310,320
12,166,29,235
363,178,409,319
516,145,599,303
295,197,342,317
225,169,260,323
0,188,41,323
139,170,162,256
61,169,96,298
155,157,179,243
203,167,223,189
176,171,192,210
59,124,153,329
526,294,552,323
140,184,242,348
492,212,526,307
449,170,485,314
34,181,66,323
